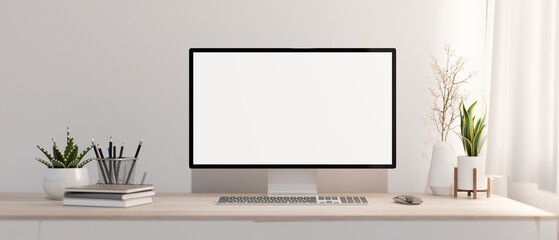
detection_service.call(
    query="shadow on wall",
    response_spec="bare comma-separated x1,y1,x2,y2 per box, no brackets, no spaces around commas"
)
191,169,388,193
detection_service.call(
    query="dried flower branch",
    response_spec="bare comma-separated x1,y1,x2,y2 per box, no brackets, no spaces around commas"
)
430,44,476,141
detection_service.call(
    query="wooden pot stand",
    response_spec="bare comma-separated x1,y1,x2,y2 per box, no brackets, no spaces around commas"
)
453,167,490,199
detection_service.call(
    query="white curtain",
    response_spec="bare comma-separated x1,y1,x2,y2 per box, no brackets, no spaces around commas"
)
487,0,559,192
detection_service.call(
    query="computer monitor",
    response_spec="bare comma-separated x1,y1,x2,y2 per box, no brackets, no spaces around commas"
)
189,48,396,195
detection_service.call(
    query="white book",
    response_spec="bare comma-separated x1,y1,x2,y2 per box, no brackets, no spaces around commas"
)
63,196,153,208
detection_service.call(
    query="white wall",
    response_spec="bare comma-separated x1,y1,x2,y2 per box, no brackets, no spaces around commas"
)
0,0,489,193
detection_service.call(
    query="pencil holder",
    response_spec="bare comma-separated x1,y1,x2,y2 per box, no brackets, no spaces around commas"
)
95,158,138,185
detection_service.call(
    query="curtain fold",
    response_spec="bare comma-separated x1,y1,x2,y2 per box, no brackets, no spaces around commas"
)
487,0,559,192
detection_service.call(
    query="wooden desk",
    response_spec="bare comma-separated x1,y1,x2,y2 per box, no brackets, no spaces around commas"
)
0,193,556,240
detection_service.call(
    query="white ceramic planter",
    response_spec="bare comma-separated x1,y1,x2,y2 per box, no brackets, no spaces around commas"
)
457,156,487,190
43,168,89,200
428,141,455,195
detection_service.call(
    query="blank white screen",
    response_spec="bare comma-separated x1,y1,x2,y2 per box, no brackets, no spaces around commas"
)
193,52,392,165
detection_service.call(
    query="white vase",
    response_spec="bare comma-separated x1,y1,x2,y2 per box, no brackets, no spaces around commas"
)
428,141,455,195
43,168,89,200
457,156,487,190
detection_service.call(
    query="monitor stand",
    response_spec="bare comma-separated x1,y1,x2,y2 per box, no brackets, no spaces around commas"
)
267,169,317,196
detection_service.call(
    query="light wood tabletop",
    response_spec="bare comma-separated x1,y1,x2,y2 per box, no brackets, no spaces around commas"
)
0,193,555,221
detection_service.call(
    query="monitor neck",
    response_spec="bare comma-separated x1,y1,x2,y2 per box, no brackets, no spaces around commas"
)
267,169,317,196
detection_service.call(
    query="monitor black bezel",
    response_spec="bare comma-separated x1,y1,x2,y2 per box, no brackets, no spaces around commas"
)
189,48,396,169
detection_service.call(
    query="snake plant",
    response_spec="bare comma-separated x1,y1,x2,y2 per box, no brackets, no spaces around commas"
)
35,127,93,168
457,99,487,157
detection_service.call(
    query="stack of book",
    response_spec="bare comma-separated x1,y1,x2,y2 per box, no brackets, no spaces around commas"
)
63,184,155,208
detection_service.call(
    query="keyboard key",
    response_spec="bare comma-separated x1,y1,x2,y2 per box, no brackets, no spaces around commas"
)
360,197,368,203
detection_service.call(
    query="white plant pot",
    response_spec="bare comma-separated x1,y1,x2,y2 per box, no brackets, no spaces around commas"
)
428,141,455,195
42,168,89,200
457,156,487,190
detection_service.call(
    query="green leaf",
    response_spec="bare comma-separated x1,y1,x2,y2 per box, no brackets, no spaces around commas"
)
66,146,78,165
468,115,475,148
467,101,478,116
473,124,486,155
77,145,92,161
77,158,94,168
51,158,66,168
464,138,473,156
63,137,74,161
472,121,482,156
37,145,54,161
67,155,81,168
463,108,471,141
474,118,482,133
35,158,53,168
52,140,64,165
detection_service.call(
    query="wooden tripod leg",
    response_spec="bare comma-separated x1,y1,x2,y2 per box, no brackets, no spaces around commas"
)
454,167,458,198
473,168,477,199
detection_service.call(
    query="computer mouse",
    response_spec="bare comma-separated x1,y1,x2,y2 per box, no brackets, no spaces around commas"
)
393,195,423,205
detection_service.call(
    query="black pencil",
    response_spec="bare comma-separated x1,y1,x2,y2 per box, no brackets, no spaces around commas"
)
98,144,112,184
116,142,124,183
113,145,118,182
97,144,105,158
125,139,143,184
91,139,99,158
92,139,108,184
109,137,113,158
109,158,113,184
119,142,124,158
134,139,143,158
109,137,115,182
98,143,111,184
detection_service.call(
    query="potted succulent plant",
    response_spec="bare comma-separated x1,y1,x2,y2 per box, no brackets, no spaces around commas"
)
36,127,93,200
456,99,487,191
